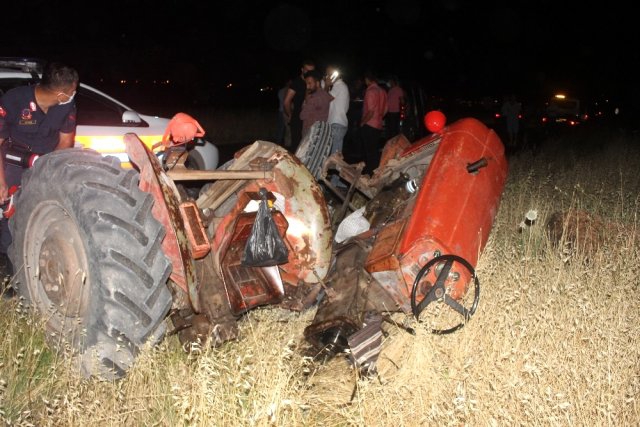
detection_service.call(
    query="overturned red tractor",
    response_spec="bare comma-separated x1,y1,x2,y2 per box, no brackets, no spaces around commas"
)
7,111,507,379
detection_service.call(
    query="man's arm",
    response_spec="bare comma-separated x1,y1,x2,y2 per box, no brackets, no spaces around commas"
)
0,96,8,201
360,93,373,126
0,138,7,202
325,86,335,101
382,91,389,117
55,131,75,150
283,88,296,122
322,76,334,94
360,110,373,126
56,104,77,150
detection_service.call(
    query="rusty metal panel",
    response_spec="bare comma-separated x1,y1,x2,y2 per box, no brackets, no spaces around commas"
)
179,201,210,259
124,133,199,309
364,219,406,273
219,211,290,314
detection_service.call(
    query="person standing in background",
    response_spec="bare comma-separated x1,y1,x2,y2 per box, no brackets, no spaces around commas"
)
299,69,333,137
323,64,349,156
283,59,315,152
359,70,387,175
500,93,522,148
385,76,405,138
276,77,291,146
344,77,365,163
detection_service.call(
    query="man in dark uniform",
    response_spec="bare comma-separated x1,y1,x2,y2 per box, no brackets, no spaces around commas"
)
283,58,315,153
0,62,79,292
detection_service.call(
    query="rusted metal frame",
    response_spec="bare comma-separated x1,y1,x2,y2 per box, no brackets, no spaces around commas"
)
196,141,277,210
167,169,274,181
124,133,201,311
331,167,364,230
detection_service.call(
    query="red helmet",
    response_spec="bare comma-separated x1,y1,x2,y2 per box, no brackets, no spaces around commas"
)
162,113,205,146
424,110,446,133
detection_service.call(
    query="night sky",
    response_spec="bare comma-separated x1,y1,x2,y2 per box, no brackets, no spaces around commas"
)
4,1,639,110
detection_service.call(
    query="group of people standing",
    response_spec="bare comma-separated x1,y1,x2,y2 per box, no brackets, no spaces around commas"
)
277,59,406,176
279,59,350,160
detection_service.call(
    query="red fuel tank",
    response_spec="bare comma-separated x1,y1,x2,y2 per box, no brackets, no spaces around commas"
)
366,117,508,306
401,118,507,261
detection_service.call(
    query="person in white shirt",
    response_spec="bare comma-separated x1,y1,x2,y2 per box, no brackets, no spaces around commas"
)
323,64,350,156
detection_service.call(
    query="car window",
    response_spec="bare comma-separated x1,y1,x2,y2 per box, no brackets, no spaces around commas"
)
75,87,148,128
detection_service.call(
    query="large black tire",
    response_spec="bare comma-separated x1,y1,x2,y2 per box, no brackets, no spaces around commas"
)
8,148,172,380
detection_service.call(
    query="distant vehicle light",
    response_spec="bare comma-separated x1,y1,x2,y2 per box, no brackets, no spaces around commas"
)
554,94,566,99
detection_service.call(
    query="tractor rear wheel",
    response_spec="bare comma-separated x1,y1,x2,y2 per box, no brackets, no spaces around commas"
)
8,148,172,380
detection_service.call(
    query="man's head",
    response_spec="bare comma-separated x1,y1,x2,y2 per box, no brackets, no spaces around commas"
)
364,70,378,86
325,64,341,82
300,59,315,77
40,62,79,105
304,70,323,94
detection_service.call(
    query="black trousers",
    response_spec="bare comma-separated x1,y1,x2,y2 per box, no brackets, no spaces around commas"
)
386,112,400,138
360,124,382,175
289,118,303,153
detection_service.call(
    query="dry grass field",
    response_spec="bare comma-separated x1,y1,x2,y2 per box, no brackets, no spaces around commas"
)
1,123,639,426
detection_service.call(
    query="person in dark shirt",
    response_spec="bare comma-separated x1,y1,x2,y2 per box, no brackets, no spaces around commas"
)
344,77,365,163
276,77,292,146
283,59,315,153
0,61,79,288
299,69,333,137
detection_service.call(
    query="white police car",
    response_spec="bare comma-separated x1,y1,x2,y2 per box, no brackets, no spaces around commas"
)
0,57,219,170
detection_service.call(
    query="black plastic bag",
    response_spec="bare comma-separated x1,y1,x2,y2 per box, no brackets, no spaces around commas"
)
241,188,289,267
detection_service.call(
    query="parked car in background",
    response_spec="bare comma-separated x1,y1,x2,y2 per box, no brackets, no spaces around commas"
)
0,57,219,170
541,93,588,128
